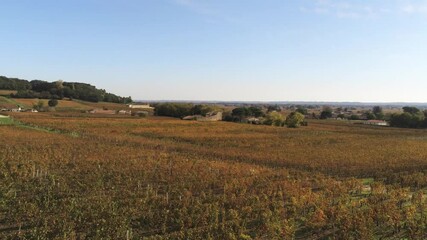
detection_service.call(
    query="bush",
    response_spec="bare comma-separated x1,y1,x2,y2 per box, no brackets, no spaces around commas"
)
285,112,305,128
154,103,193,118
48,99,59,107
264,111,285,126
320,107,333,119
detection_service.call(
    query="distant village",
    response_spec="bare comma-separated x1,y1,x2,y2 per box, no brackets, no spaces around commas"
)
0,103,155,117
88,104,154,117
5,100,427,128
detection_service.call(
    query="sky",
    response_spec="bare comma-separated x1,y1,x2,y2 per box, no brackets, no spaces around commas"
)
1,0,427,102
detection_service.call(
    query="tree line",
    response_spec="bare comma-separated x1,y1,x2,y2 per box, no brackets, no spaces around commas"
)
153,103,306,128
225,106,306,128
0,75,132,103
319,105,427,129
390,107,427,128
153,103,216,118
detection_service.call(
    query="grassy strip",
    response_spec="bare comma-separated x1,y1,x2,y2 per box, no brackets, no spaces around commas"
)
0,117,14,125
0,96,20,105
0,116,80,137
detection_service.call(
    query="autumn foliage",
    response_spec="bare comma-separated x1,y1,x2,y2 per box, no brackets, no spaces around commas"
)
1,112,427,239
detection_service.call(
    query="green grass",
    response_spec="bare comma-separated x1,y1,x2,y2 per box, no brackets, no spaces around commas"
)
0,116,14,125
0,96,17,104
361,178,374,185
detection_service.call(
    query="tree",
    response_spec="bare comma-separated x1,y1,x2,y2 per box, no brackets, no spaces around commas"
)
231,107,249,121
48,99,58,107
267,105,281,112
403,106,420,114
33,100,45,111
390,110,425,128
285,112,305,128
55,80,64,89
349,115,360,120
320,107,333,119
296,107,308,115
373,106,384,120
264,111,285,126
248,106,264,117
364,112,376,120
155,103,193,118
191,104,214,116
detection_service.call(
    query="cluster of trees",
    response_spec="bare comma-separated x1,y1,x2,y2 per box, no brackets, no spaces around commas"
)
154,103,215,118
0,75,132,103
319,106,386,120
390,107,427,128
226,106,306,128
0,76,31,90
319,105,427,129
369,106,385,120
31,99,59,112
227,106,264,122
352,106,385,120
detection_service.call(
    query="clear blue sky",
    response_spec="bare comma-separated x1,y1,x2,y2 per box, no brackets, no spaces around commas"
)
1,0,427,102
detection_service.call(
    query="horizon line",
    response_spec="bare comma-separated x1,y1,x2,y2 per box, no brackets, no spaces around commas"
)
135,100,427,105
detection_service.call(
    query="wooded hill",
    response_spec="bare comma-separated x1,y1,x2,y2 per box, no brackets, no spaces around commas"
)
0,75,132,103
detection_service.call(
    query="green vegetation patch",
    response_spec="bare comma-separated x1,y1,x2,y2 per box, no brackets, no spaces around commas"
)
0,116,14,125
361,178,374,185
0,96,19,104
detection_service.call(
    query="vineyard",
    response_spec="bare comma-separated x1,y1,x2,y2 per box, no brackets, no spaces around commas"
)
1,113,427,239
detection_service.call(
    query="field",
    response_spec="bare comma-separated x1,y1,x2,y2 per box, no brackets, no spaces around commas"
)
12,99,92,110
1,113,427,239
0,98,128,111
0,97,21,110
0,90,17,96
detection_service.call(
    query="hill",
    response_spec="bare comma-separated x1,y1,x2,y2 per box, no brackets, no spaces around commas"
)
0,96,128,112
0,75,132,103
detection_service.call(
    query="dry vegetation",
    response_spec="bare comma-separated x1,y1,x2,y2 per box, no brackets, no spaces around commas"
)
0,90,17,96
1,113,427,239
0,98,128,111
12,99,92,110
73,100,130,110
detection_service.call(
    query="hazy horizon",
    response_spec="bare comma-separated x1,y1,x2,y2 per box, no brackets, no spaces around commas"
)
1,0,427,102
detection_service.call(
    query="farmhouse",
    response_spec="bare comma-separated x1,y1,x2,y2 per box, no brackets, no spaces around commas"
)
118,110,131,115
127,104,154,110
364,120,388,126
246,117,261,125
11,107,22,112
89,109,116,115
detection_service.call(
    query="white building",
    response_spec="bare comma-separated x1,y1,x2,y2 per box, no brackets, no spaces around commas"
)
364,120,388,126
127,104,154,110
11,107,22,112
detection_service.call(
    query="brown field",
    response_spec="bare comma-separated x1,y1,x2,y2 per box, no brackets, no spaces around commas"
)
74,100,129,110
9,98,128,111
1,113,427,239
0,97,19,109
0,90,17,95
12,98,91,110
